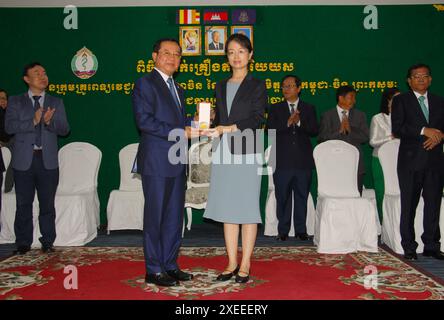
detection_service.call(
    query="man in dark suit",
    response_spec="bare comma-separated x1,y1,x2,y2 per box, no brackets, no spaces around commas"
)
392,63,444,261
6,62,70,255
208,31,224,51
132,38,195,287
267,75,318,241
318,85,369,195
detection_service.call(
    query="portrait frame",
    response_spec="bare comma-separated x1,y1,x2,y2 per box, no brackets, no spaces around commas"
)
230,25,253,46
205,26,227,56
179,26,201,56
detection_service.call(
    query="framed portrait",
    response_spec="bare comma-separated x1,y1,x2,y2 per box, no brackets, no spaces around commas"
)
179,26,201,56
230,26,253,46
205,26,227,56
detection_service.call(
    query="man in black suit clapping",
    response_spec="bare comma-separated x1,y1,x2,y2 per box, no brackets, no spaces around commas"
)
267,75,319,241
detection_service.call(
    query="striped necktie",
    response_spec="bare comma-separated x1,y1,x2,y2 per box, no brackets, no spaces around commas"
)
167,77,181,112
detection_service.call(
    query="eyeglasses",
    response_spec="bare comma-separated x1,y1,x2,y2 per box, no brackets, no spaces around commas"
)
411,74,430,80
282,84,298,89
158,51,182,59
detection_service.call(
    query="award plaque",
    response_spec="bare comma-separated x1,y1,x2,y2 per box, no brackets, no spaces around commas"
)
198,102,211,129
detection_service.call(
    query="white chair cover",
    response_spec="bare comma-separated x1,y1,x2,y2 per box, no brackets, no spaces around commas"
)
0,142,101,247
106,143,144,233
54,142,102,246
0,148,40,246
0,148,20,245
313,140,379,254
263,146,316,236
362,187,382,235
379,140,444,254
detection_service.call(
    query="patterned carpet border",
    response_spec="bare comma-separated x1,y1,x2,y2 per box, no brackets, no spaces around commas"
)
1,246,444,300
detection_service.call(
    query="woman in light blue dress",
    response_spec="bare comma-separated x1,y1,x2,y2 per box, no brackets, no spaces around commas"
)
203,34,267,283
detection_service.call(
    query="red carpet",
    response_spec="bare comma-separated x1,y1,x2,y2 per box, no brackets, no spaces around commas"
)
1,246,443,300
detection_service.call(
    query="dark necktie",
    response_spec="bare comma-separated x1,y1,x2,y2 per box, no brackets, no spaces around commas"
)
341,110,348,121
290,103,296,129
33,95,42,147
167,77,181,111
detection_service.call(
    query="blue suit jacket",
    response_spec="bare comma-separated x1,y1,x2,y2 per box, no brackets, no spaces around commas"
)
132,69,190,177
5,93,70,171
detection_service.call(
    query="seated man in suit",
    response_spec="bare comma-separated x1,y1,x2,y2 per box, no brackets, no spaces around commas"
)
208,31,224,51
267,75,318,241
392,63,444,261
318,85,369,195
6,62,70,255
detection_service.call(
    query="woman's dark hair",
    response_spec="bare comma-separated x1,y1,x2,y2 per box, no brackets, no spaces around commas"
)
380,87,400,115
225,33,253,54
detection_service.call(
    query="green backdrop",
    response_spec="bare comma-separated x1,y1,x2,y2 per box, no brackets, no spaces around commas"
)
1,5,443,225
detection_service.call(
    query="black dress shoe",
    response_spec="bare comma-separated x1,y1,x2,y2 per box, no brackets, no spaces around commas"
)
296,233,309,241
235,271,250,284
166,269,193,281
216,265,240,281
423,250,444,260
13,246,31,255
276,235,288,241
145,272,179,287
41,245,55,253
403,252,418,260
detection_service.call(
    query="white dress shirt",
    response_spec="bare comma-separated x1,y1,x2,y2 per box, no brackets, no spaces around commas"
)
336,105,349,121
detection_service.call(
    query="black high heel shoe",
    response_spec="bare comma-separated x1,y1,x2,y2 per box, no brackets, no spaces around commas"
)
235,270,250,283
216,265,240,281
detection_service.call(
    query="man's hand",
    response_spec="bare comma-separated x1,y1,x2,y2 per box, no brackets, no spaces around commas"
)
43,107,56,125
185,126,201,139
287,111,300,127
33,107,43,126
423,131,443,150
423,128,442,143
